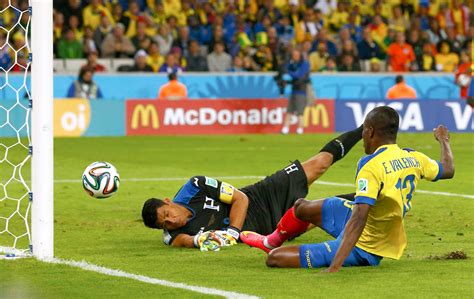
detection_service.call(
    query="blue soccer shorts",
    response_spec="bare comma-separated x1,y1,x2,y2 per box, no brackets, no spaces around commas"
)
299,197,382,268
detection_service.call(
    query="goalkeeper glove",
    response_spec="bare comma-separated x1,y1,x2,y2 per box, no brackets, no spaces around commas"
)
193,231,221,252
213,226,240,247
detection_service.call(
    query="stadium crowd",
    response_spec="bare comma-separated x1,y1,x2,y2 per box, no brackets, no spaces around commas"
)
0,0,472,75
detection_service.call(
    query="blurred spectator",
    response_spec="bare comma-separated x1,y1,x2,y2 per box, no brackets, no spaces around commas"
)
358,27,382,71
112,3,130,33
82,0,114,30
0,32,12,70
101,23,136,58
319,56,337,72
158,72,187,100
68,15,83,41
122,1,144,37
426,17,447,45
208,25,227,54
444,27,463,54
299,8,321,41
338,40,358,65
147,2,167,27
386,75,417,99
454,51,471,98
11,51,29,73
275,16,294,46
131,21,153,51
53,12,65,43
369,58,382,72
186,40,208,72
207,42,232,72
445,0,470,37
311,28,337,56
60,0,83,28
389,5,410,33
387,31,415,72
228,56,245,72
314,0,336,16
416,43,436,72
57,28,83,58
159,53,183,73
170,47,186,69
253,44,274,71
309,43,329,72
129,49,153,72
81,51,106,73
369,15,388,48
339,54,361,72
67,67,103,99
93,15,113,55
146,42,164,72
435,41,459,72
155,24,174,56
281,49,310,135
408,30,424,68
328,2,349,32
83,26,99,56
172,26,191,57
343,13,362,43
242,55,259,71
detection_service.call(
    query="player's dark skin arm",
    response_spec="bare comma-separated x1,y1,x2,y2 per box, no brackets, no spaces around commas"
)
323,203,371,273
433,125,454,179
171,190,249,248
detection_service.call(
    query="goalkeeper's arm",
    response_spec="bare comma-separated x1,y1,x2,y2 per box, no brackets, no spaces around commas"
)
171,234,195,248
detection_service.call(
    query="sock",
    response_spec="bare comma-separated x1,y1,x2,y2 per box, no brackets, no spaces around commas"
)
266,207,310,248
319,125,363,164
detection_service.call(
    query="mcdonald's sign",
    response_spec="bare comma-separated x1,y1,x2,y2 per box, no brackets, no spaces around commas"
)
303,103,331,128
126,99,334,135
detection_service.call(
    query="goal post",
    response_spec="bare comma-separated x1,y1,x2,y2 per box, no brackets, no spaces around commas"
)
31,0,54,259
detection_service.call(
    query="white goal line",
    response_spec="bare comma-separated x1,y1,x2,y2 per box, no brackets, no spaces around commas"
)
39,257,259,299
55,176,474,199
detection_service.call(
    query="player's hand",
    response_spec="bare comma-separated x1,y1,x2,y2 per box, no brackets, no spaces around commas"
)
194,231,222,252
212,230,238,247
433,125,450,143
321,266,340,273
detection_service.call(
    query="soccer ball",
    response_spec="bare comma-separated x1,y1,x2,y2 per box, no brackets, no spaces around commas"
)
82,162,120,198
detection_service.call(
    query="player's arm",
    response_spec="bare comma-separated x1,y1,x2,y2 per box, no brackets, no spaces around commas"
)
227,189,249,231
324,203,370,273
170,233,195,248
433,125,454,179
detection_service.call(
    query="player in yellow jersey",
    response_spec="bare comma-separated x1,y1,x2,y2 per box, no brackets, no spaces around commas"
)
241,106,455,271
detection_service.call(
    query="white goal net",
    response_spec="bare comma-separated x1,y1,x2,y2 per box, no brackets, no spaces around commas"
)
0,0,33,257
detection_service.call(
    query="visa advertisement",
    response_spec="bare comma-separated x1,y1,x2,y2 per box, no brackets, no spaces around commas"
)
335,100,473,132
126,99,335,135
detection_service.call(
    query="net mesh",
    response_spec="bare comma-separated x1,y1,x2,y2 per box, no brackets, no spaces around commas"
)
0,0,32,257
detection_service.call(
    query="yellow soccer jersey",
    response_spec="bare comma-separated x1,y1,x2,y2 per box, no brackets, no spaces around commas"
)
354,144,442,259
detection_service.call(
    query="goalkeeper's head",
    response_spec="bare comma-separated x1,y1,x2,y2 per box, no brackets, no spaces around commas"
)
142,198,189,230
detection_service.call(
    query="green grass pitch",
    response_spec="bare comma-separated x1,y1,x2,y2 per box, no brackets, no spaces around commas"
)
1,133,473,298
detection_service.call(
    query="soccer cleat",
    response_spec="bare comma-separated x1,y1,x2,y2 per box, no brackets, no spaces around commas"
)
240,231,274,253
281,126,289,135
296,127,304,135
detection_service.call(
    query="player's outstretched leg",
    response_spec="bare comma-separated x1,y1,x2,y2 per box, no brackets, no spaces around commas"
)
241,199,324,253
302,125,363,185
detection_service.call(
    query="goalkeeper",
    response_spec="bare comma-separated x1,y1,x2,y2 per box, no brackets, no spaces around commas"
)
141,126,363,251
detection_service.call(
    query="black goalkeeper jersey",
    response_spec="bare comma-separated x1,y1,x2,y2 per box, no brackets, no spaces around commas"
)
163,161,309,245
